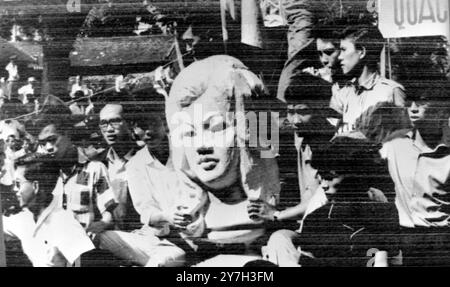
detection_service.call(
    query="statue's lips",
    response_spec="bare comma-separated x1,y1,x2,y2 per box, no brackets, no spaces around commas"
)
198,157,219,171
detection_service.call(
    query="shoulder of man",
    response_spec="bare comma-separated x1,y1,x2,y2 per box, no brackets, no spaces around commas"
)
83,159,108,172
377,76,405,91
89,148,108,163
380,129,412,152
126,146,147,164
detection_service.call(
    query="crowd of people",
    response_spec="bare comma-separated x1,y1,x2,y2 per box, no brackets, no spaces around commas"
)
0,16,449,267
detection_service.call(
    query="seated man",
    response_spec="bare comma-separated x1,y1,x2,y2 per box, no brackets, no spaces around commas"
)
2,153,95,267
30,96,118,234
380,86,450,266
260,136,398,267
97,113,189,267
277,72,338,208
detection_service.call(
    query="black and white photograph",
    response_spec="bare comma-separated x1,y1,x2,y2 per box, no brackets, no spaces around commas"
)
0,0,449,271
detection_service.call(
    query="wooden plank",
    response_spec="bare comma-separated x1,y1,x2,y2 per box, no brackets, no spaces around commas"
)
69,35,175,67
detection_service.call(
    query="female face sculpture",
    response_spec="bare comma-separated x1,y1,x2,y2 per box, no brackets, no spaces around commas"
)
167,55,280,205
179,90,240,191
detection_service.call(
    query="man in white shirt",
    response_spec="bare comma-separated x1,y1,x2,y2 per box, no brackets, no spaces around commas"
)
95,103,141,231
5,57,19,100
18,77,38,105
2,153,94,267
329,24,406,134
380,87,450,266
97,114,190,267
70,76,93,99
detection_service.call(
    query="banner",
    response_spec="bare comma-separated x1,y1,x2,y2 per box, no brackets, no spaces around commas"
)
242,0,265,48
378,0,450,41
260,0,286,27
220,0,236,42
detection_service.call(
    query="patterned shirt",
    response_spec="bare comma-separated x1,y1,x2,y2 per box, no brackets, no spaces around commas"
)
54,160,117,228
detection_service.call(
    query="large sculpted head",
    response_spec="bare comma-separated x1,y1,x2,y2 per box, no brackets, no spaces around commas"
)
166,55,280,203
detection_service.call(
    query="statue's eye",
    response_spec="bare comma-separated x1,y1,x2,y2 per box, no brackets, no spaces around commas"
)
183,129,195,137
180,124,195,138
210,121,228,133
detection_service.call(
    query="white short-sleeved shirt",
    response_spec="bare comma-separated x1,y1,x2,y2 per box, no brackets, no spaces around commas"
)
330,73,405,134
18,84,34,104
5,62,19,81
380,131,450,228
294,134,320,204
2,197,94,266
297,186,328,233
126,146,178,234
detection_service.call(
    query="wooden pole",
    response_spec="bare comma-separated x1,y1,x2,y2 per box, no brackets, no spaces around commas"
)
0,190,6,267
387,38,392,80
380,43,386,78
220,0,229,54
241,0,264,48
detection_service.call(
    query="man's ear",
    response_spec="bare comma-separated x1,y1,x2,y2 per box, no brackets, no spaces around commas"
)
32,181,39,194
359,47,367,60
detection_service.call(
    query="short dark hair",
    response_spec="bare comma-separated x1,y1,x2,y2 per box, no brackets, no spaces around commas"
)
73,90,85,99
15,153,60,184
312,21,341,45
408,85,449,104
311,136,387,199
26,95,84,138
15,153,61,211
283,74,333,103
340,24,385,67
408,85,450,123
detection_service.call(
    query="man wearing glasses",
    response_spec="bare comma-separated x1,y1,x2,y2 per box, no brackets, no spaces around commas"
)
96,104,141,232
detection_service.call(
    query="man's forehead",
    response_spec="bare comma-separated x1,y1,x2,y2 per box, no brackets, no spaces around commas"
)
340,37,356,46
38,124,59,140
14,166,26,179
316,38,337,50
100,104,123,119
287,103,310,109
2,126,20,140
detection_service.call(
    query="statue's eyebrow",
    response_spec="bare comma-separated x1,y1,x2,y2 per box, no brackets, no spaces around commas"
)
203,112,223,124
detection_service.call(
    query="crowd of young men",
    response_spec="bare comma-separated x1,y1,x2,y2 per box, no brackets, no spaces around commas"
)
0,19,449,267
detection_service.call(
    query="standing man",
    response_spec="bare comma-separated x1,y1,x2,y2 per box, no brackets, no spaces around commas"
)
96,103,141,231
5,56,19,101
330,24,406,134
17,77,38,105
